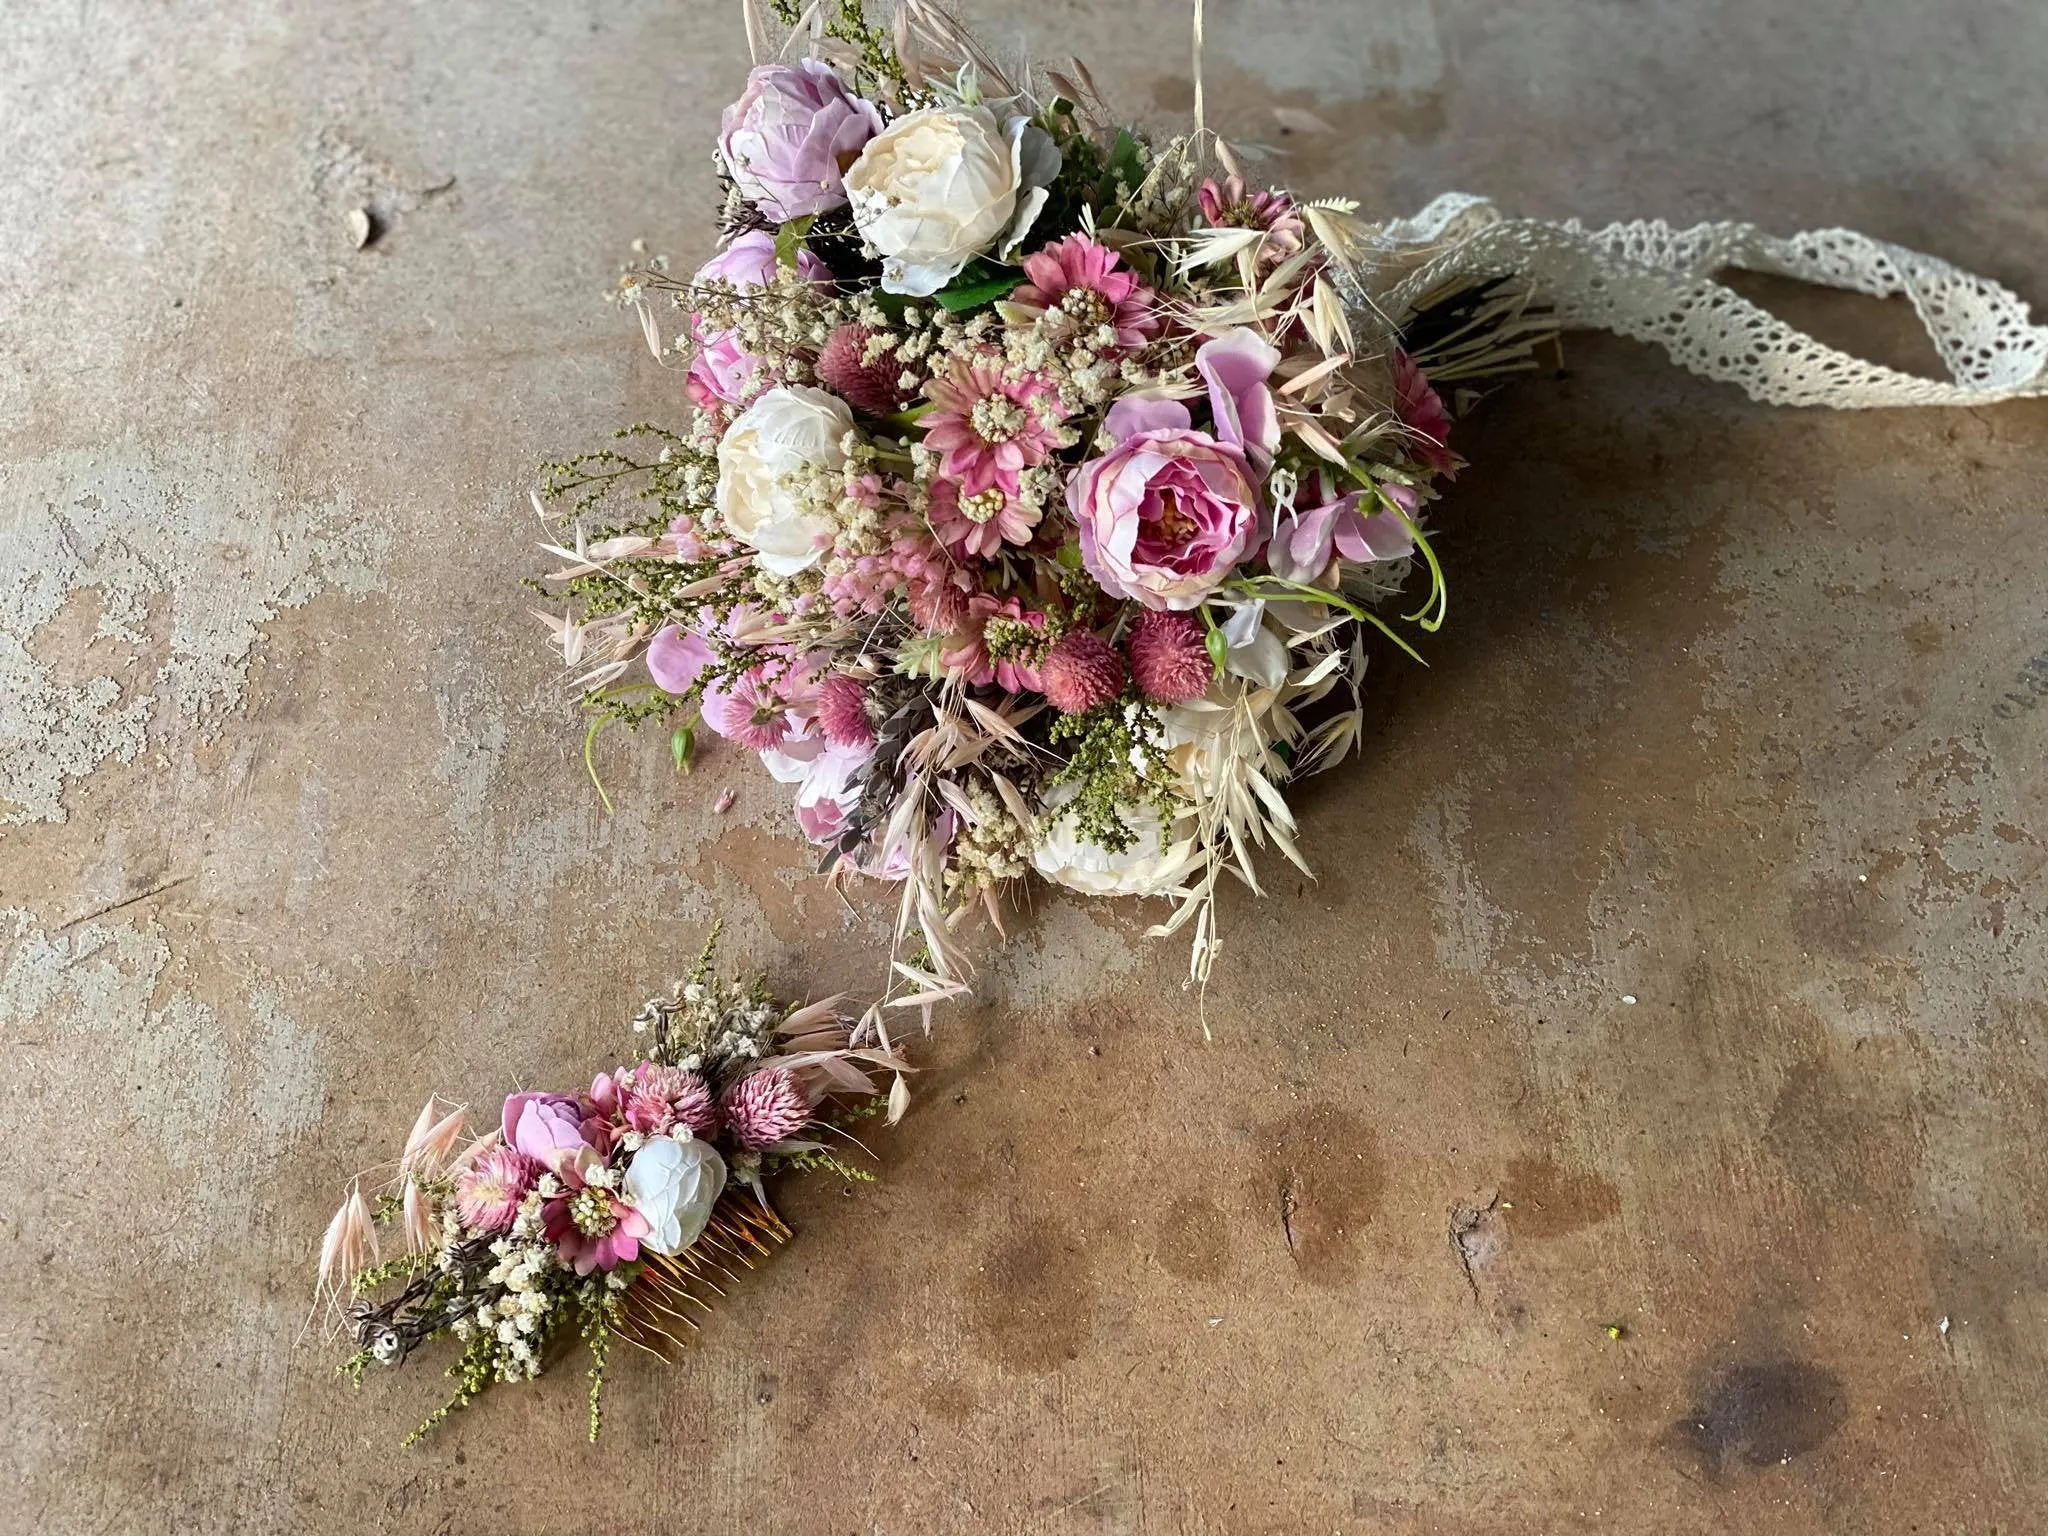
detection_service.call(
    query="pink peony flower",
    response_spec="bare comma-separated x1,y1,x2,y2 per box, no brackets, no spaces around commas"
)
926,475,1040,558
700,668,800,752
1067,396,1264,611
1038,629,1126,713
718,60,883,222
815,323,913,416
815,674,877,748
921,357,1066,498
942,594,1047,693
1393,349,1459,478
455,1145,540,1234
1128,610,1215,703
1006,233,1160,353
1266,473,1417,585
722,1068,811,1150
686,231,834,410
506,1094,590,1172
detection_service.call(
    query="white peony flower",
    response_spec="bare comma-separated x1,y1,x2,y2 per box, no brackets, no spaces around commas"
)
715,385,853,576
1031,778,1196,897
622,1134,727,1256
844,105,1061,297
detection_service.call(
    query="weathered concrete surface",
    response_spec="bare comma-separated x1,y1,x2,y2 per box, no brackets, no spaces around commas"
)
5,0,2047,1530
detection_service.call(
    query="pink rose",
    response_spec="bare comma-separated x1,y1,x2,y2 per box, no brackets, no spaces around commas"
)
718,60,883,223
687,231,833,409
1068,396,1264,611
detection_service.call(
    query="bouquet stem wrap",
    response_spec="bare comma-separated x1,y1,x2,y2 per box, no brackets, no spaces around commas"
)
1376,192,2048,408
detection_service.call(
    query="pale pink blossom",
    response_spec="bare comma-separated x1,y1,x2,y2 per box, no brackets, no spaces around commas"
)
921,357,1066,498
1005,233,1160,353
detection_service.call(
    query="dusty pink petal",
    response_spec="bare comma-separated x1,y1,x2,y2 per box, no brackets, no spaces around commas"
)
1104,395,1190,443
1195,329,1282,466
647,625,713,695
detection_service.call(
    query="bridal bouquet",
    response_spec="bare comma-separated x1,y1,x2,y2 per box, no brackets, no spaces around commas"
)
534,1,1548,989
536,2,2046,996
315,932,906,1441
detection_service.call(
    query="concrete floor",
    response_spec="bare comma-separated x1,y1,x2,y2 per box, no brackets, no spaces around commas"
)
5,0,2047,1530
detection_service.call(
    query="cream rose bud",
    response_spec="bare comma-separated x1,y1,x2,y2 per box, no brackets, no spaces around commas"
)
1031,779,1197,897
845,105,1062,297
715,385,854,576
622,1134,726,1256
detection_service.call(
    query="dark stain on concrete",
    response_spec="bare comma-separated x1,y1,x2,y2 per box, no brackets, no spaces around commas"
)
966,1218,1094,1370
1668,1361,1849,1475
1501,1153,1622,1238
1257,1104,1385,1285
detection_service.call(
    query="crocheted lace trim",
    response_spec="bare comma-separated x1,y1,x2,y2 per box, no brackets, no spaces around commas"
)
1372,193,2048,408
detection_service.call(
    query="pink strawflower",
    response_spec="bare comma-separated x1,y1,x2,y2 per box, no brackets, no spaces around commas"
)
700,669,798,752
1197,176,1306,266
456,1145,539,1234
927,475,1041,558
1038,630,1126,713
1128,610,1215,703
722,1068,811,1150
1007,233,1161,353
815,674,877,748
942,594,1047,693
1393,349,1459,478
920,357,1066,498
816,323,913,416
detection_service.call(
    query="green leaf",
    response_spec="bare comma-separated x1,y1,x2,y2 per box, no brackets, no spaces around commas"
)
933,266,1021,313
1055,541,1084,571
1107,129,1144,195
773,214,816,270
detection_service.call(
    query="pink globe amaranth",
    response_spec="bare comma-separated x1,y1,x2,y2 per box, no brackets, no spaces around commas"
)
722,1067,811,1150
622,1064,719,1139
815,323,912,417
718,60,883,222
1128,610,1215,703
687,231,833,409
1068,396,1264,611
815,674,877,748
1038,629,1127,714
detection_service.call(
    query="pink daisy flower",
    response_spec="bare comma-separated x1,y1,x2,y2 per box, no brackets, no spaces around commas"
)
927,476,1040,558
700,668,798,752
920,357,1066,498
1392,349,1459,479
1197,176,1306,268
1007,234,1160,353
941,594,1047,694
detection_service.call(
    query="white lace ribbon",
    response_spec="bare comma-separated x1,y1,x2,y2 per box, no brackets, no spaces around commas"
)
1375,193,2048,408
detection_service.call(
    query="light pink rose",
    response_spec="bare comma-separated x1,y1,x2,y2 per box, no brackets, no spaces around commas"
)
1266,475,1416,584
687,231,833,409
1068,396,1265,611
718,60,883,223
